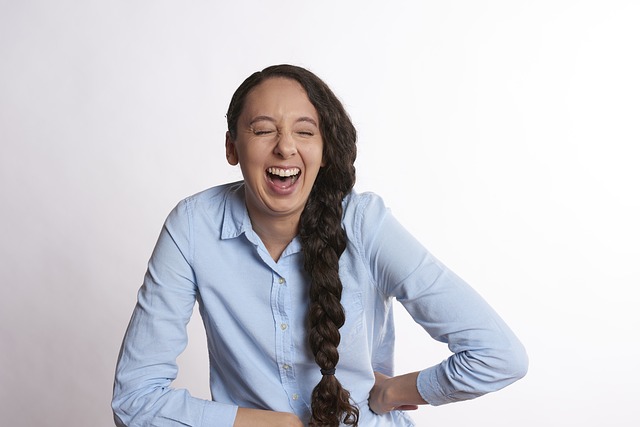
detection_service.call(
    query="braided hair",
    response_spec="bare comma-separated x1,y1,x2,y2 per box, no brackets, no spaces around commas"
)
226,64,359,426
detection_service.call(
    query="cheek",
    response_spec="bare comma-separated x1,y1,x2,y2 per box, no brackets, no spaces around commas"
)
305,143,324,167
238,146,265,168
236,151,262,177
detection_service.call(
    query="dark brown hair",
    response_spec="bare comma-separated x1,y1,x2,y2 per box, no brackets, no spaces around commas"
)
226,64,358,426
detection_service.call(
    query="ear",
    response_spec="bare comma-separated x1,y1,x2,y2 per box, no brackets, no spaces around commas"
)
225,131,239,166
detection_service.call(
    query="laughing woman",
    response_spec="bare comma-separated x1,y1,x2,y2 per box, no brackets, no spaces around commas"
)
112,65,527,427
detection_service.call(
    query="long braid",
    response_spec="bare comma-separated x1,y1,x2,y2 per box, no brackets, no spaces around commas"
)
300,169,358,426
227,64,359,426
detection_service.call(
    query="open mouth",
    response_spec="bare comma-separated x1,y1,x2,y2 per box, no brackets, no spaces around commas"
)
267,167,301,187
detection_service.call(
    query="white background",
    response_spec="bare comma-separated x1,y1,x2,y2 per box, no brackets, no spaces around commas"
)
1,1,639,426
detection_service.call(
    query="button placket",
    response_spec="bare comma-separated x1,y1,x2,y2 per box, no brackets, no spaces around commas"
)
271,269,300,408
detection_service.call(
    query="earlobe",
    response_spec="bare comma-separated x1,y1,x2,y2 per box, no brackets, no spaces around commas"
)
225,132,239,166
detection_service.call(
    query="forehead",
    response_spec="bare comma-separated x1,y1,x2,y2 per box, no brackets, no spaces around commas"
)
241,77,319,120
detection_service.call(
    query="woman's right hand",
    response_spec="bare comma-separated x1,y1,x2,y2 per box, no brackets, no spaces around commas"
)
233,407,303,427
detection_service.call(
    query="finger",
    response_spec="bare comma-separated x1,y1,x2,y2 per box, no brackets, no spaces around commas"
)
394,405,419,411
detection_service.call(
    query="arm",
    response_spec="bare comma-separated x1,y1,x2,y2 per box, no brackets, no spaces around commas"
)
233,408,303,427
361,194,528,408
112,201,238,426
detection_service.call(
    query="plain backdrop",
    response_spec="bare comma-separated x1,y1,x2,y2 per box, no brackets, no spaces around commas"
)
1,1,639,426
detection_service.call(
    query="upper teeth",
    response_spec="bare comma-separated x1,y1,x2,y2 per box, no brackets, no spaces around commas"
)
268,167,300,177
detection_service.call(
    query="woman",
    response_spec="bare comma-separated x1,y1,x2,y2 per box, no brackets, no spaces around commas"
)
112,64,528,427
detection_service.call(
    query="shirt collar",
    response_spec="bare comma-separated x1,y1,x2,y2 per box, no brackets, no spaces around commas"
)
221,182,252,240
219,181,302,256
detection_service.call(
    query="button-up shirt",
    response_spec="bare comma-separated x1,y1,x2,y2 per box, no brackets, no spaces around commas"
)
112,182,527,426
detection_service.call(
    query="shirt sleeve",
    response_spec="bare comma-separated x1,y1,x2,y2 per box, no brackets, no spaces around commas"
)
112,198,238,427
358,193,528,406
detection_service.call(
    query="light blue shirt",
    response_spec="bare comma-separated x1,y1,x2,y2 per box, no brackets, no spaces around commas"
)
112,182,527,427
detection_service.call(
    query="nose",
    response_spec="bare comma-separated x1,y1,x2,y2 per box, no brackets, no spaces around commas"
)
274,132,297,158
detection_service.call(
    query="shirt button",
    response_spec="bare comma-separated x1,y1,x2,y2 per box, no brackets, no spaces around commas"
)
280,323,288,330
278,277,285,284
292,393,299,400
283,364,291,370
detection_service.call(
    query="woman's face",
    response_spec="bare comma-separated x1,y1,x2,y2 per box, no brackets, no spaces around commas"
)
226,77,324,226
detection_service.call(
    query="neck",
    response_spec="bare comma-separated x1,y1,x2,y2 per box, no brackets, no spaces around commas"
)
249,211,300,262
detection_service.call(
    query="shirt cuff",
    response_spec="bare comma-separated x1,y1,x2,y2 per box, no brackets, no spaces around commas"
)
417,366,454,407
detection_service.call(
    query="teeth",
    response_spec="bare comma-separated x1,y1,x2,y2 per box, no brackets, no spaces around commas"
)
267,167,300,177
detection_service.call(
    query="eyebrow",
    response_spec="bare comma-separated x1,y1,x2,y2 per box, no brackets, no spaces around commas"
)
249,116,318,127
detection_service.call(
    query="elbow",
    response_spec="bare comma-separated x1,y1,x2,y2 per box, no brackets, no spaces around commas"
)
113,411,128,427
112,384,151,427
465,336,528,392
494,338,529,386
112,393,134,427
512,344,529,381
509,337,528,380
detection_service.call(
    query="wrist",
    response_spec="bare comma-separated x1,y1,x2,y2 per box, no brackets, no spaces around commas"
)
384,372,427,407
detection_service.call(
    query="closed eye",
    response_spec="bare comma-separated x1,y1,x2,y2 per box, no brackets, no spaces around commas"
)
253,130,275,136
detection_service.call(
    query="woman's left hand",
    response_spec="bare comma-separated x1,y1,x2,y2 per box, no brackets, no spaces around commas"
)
368,371,422,415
